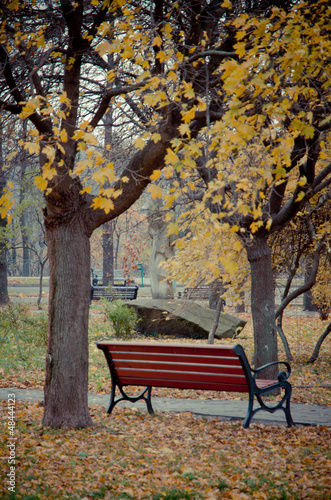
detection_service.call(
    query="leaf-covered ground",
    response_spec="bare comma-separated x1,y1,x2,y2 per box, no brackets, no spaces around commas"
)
0,304,331,499
1,401,331,500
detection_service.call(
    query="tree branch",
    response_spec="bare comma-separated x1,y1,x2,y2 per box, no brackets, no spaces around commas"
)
89,80,149,130
275,235,327,318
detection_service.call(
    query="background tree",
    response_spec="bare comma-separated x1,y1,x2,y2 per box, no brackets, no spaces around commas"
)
0,122,9,304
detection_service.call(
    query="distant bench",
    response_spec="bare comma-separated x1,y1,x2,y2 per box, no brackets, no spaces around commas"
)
179,285,210,300
91,269,128,286
91,285,139,302
97,341,294,428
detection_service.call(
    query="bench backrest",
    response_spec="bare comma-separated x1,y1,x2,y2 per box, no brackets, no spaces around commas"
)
91,285,139,301
97,341,250,393
183,285,209,300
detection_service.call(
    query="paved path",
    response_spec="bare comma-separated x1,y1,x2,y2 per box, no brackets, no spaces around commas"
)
1,388,331,427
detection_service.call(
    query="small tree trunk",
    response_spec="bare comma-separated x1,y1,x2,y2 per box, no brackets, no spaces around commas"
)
0,128,9,305
303,260,319,312
307,322,331,363
42,219,93,429
209,279,224,310
207,296,224,344
103,221,114,286
235,285,246,313
276,314,293,362
0,217,8,305
245,236,278,378
37,256,48,310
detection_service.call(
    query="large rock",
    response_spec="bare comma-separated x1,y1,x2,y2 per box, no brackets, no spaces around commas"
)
124,298,246,339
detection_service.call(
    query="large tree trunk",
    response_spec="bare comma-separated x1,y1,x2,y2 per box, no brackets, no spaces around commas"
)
42,217,93,429
245,236,278,378
148,198,175,299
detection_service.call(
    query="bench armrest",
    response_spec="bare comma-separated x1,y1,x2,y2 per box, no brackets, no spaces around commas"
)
252,360,291,382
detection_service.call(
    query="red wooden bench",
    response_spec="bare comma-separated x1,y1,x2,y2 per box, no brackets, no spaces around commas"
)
97,341,294,428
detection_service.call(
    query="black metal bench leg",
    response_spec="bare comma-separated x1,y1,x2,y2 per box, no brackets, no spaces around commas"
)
145,386,154,415
106,381,117,414
284,391,295,427
243,394,255,428
106,384,155,415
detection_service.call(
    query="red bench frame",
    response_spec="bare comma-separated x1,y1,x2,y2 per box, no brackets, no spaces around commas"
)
97,341,294,428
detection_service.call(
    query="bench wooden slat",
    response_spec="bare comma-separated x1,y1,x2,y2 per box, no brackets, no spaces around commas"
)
116,367,247,385
118,377,249,392
113,360,244,376
110,352,242,366
97,340,236,357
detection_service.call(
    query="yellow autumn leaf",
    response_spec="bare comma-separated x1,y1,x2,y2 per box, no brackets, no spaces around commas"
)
59,92,70,105
60,129,68,142
83,131,98,145
266,218,273,230
72,129,85,140
153,36,162,47
167,221,180,235
42,145,56,162
24,142,40,155
165,149,180,165
156,50,168,63
135,137,146,150
179,123,191,138
147,184,162,199
151,133,161,143
220,256,238,274
181,106,196,124
92,196,114,214
150,169,162,181
34,176,48,191
296,190,305,202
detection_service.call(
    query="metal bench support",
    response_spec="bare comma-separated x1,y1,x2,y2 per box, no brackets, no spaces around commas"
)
233,344,294,428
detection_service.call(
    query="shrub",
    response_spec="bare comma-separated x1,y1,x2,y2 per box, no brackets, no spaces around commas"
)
102,299,139,339
0,303,48,360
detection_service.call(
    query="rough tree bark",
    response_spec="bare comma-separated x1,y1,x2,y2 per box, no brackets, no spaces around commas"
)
103,221,114,286
245,236,278,378
207,296,224,344
0,127,9,305
43,202,93,428
148,198,175,300
209,279,225,310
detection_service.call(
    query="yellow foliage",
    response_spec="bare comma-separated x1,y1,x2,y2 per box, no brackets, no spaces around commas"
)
147,184,163,199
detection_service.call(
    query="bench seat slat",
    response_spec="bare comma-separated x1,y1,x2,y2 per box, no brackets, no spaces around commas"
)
110,352,242,366
112,360,244,376
98,341,237,357
118,377,249,392
116,367,247,385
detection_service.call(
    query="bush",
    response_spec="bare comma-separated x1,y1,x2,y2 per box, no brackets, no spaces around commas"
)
102,299,139,339
0,303,48,359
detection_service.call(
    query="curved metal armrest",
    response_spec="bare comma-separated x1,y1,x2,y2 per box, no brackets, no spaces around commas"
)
252,360,291,381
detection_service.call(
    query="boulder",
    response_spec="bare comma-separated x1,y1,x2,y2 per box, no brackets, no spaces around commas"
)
124,298,246,339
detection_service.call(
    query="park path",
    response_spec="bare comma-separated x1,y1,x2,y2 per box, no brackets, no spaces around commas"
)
1,387,331,427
